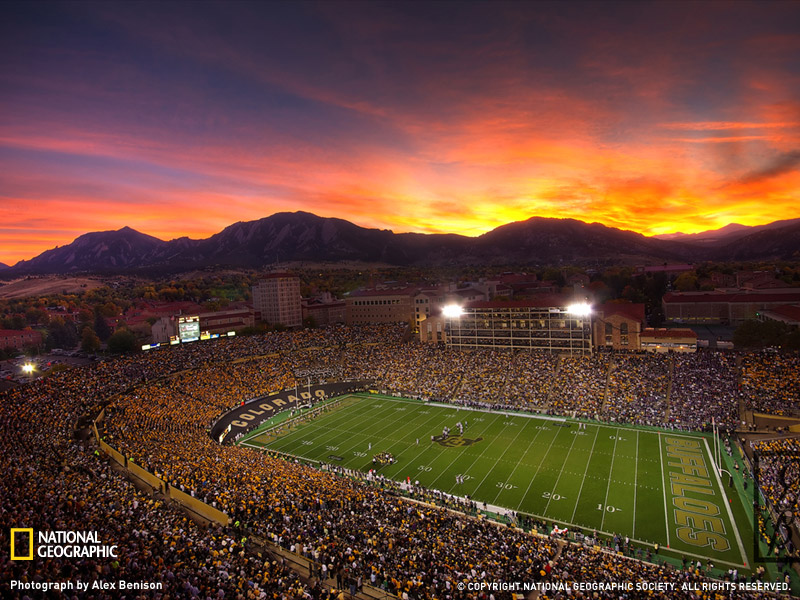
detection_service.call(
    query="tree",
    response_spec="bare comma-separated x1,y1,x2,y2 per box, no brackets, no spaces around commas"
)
81,327,101,353
94,311,112,342
98,301,120,317
107,329,137,354
733,320,788,349
77,308,94,326
673,272,698,292
25,307,48,326
8,314,26,330
46,317,79,350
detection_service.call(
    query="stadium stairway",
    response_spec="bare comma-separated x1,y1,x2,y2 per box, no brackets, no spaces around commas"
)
600,359,615,416
734,354,752,428
663,354,675,422
543,354,563,410
450,371,465,400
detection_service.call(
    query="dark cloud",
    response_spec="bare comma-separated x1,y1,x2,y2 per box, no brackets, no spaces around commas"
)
739,150,800,184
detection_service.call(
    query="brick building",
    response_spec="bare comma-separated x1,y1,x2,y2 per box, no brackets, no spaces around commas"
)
640,328,698,353
252,272,302,328
0,329,43,351
592,303,645,351
345,285,418,325
663,290,800,325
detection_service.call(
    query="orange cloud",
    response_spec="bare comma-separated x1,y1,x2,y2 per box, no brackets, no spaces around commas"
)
3,12,800,265
660,121,799,131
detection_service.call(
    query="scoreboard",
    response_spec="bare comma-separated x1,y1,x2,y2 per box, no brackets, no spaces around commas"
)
177,315,200,343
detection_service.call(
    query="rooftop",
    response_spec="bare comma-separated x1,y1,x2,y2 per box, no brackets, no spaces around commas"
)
641,328,698,339
663,291,800,304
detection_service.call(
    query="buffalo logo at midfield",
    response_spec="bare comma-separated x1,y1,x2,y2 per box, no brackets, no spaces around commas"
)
433,435,483,448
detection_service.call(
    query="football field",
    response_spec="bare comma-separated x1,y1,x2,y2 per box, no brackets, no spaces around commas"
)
239,393,752,569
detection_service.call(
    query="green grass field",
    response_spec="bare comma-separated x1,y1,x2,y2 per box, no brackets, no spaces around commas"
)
239,393,753,570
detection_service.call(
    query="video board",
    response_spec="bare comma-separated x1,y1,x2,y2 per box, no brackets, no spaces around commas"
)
177,315,200,343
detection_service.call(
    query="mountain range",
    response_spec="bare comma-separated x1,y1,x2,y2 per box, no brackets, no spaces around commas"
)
4,212,800,275
653,218,800,243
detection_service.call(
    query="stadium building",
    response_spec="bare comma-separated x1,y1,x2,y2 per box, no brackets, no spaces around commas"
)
438,297,593,354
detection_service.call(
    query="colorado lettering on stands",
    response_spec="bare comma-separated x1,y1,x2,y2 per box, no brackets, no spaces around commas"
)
230,390,325,429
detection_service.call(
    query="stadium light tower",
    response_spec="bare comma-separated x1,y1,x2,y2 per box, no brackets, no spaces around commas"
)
566,302,592,317
442,304,464,318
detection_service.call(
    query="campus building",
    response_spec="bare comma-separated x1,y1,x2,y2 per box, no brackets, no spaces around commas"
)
345,285,418,325
302,293,346,326
0,329,43,351
414,287,489,328
758,304,800,330
592,303,645,351
663,290,800,325
252,272,302,328
640,328,698,353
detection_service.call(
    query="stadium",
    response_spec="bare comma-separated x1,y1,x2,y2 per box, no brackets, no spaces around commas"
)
2,324,799,598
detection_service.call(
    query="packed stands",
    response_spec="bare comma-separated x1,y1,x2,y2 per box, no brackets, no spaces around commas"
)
2,326,796,598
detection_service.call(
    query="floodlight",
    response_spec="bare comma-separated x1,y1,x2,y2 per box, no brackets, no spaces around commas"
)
566,302,592,317
442,304,464,318
21,363,35,374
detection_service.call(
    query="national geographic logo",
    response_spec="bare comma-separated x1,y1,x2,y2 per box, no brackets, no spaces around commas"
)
8,529,118,560
10,528,33,560
433,435,483,448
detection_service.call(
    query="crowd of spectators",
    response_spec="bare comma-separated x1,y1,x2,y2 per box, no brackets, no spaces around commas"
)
455,350,513,405
0,355,323,599
548,354,610,418
604,354,669,426
669,352,739,430
503,351,558,408
2,325,797,599
752,438,800,537
741,354,800,416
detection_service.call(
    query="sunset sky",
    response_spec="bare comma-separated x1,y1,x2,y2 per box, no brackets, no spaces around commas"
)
1,1,799,265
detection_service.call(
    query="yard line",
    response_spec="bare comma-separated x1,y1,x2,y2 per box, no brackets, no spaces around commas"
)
500,511,746,569
599,428,621,531
427,413,504,490
703,437,748,565
516,425,562,512
543,425,581,515
657,432,671,548
570,425,601,523
471,417,535,500
261,396,380,441
633,430,639,538
244,395,364,445
415,399,567,423
268,394,435,460
265,397,394,454
369,406,461,473
321,400,447,465
489,423,547,505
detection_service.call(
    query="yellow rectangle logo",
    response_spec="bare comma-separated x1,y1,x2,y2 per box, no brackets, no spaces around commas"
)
10,528,34,560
